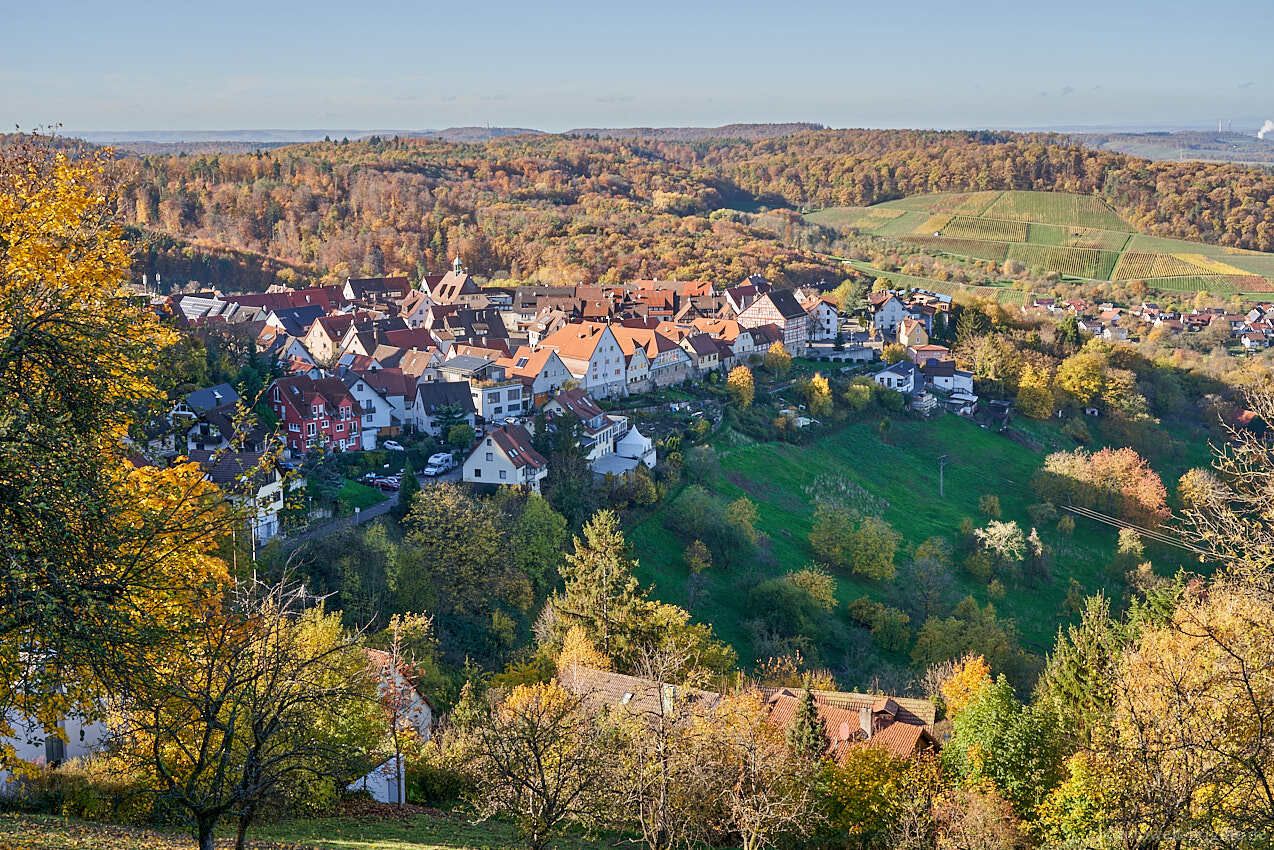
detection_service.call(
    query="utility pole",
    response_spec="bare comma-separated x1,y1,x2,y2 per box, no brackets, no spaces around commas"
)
938,454,949,499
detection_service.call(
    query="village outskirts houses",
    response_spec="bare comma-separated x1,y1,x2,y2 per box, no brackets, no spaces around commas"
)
411,381,477,437
496,346,574,406
736,289,810,356
538,321,630,398
462,423,549,491
543,389,628,463
268,375,364,454
868,291,908,336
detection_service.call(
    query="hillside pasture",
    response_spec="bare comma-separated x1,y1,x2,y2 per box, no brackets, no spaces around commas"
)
804,206,904,231
629,416,1122,671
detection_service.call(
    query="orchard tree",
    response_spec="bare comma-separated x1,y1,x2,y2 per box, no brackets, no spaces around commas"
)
472,682,617,850
115,578,382,850
0,139,239,771
727,365,755,409
763,342,792,378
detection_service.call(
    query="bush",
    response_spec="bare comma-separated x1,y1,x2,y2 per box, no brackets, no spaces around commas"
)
406,745,475,806
846,597,912,653
6,757,154,825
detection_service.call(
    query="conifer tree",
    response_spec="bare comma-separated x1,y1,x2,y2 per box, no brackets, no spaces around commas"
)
555,510,645,657
786,682,825,762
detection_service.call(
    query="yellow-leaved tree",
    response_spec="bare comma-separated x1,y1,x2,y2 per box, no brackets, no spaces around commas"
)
0,138,236,773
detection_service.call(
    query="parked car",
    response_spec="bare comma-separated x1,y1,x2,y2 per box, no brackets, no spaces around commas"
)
382,440,405,452
373,475,400,491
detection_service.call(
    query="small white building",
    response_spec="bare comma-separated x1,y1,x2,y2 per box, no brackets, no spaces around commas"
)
463,424,549,491
616,426,657,468
873,360,921,395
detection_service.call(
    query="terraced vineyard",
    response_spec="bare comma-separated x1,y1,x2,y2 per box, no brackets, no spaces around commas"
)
807,190,1274,297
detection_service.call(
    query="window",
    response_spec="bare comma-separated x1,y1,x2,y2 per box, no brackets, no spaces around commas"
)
335,423,344,433
485,452,493,462
306,423,316,436
289,423,300,432
473,468,481,478
499,470,507,480
365,413,374,423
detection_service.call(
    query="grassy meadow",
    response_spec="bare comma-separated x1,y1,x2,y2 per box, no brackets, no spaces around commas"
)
0,811,609,850
629,414,1174,680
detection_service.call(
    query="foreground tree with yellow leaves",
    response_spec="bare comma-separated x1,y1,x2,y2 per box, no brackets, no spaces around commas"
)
113,577,383,850
0,139,237,773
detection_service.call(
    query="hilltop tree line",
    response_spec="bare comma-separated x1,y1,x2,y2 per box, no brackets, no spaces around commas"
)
86,129,1274,290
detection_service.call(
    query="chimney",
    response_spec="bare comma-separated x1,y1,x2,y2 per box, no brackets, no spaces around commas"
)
859,706,873,739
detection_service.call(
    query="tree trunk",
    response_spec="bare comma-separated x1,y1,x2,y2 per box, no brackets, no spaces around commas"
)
235,811,255,850
197,816,217,850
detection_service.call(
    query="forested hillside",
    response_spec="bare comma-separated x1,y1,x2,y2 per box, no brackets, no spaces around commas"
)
107,129,1274,291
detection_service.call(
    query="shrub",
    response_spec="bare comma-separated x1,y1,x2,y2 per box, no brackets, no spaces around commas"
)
846,597,912,653
406,744,475,806
978,494,1002,519
6,757,154,825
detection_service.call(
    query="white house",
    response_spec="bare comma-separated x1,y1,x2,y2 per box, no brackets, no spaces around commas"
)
342,373,398,449
190,450,284,545
463,424,549,491
412,381,477,436
920,360,975,395
805,297,840,342
869,292,908,336
539,322,629,398
349,648,433,805
1,709,107,790
495,347,574,406
544,389,628,462
873,360,921,395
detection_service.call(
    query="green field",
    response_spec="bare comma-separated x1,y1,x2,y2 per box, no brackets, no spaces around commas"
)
629,415,1148,676
808,190,1274,296
838,258,1033,304
337,479,390,511
0,811,604,850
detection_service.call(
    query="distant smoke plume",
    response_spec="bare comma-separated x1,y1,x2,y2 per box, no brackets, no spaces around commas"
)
1260,120,1274,140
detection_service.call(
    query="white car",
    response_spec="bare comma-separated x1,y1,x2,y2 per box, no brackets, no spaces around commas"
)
382,440,405,452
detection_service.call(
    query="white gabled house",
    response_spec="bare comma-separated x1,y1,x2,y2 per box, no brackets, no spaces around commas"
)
873,360,921,395
539,322,629,398
412,381,477,436
462,424,549,491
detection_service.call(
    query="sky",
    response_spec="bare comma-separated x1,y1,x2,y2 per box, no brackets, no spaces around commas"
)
3,0,1272,136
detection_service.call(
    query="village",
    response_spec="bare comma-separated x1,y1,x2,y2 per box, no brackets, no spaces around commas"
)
141,259,999,549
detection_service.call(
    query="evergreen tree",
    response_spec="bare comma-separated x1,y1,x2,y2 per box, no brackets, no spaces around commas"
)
393,459,419,522
554,510,645,658
786,683,825,762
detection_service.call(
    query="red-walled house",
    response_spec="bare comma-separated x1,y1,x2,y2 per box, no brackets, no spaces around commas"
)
269,375,363,454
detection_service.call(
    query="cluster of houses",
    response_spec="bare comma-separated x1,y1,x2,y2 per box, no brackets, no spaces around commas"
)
144,265,994,547
1027,296,1274,350
866,290,978,415
560,665,937,760
150,264,870,530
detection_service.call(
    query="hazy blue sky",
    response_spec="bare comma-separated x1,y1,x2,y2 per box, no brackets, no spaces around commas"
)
3,0,1272,134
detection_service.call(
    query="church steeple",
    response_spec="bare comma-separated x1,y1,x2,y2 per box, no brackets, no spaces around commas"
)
452,256,464,275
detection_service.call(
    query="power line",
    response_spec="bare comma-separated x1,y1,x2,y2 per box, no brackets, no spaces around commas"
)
1060,504,1205,555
